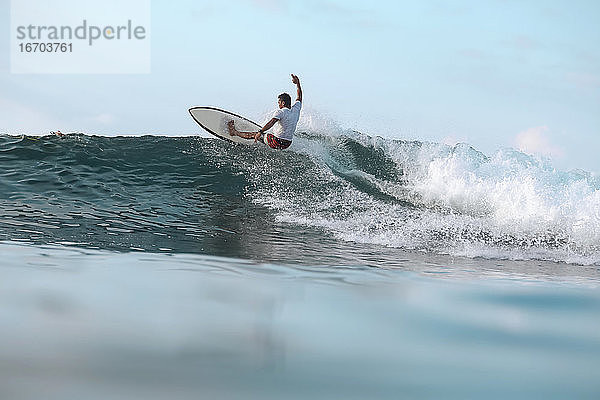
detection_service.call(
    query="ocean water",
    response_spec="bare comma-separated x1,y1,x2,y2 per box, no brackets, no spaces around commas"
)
1,131,599,399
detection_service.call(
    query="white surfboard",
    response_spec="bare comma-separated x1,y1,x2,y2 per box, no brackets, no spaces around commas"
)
189,106,261,145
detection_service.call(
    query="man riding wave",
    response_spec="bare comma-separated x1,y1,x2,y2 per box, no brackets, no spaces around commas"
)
228,74,302,150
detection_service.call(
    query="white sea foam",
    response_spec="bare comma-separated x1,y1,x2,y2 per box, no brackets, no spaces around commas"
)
253,111,600,265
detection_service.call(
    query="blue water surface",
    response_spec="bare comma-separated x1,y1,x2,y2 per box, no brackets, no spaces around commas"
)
1,242,598,400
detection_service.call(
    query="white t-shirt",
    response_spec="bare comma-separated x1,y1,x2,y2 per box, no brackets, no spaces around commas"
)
271,100,302,141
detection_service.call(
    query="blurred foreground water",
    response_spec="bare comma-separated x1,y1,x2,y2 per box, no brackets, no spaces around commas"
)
1,241,599,400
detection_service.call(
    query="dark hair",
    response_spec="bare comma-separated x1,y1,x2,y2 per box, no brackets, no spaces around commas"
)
278,93,291,108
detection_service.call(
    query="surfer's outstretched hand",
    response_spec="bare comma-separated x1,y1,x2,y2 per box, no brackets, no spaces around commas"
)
254,132,262,143
291,74,302,102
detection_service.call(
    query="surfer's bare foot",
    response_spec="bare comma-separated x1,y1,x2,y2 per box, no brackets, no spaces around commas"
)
227,120,237,137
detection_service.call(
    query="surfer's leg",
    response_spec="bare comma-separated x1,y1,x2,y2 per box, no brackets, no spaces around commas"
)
237,131,258,139
227,120,256,139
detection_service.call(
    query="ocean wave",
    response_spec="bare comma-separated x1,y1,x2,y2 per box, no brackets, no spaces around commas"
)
1,125,599,265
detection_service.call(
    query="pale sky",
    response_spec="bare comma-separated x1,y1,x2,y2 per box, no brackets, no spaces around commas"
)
1,0,599,172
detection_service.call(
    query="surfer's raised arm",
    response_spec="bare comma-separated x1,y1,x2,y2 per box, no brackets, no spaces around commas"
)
292,74,302,102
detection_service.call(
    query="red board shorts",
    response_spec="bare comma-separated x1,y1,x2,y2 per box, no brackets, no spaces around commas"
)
261,133,292,150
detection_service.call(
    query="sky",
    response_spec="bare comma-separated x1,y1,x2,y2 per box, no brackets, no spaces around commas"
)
0,0,599,172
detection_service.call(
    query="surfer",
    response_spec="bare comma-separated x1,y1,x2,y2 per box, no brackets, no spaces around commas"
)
228,74,302,149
